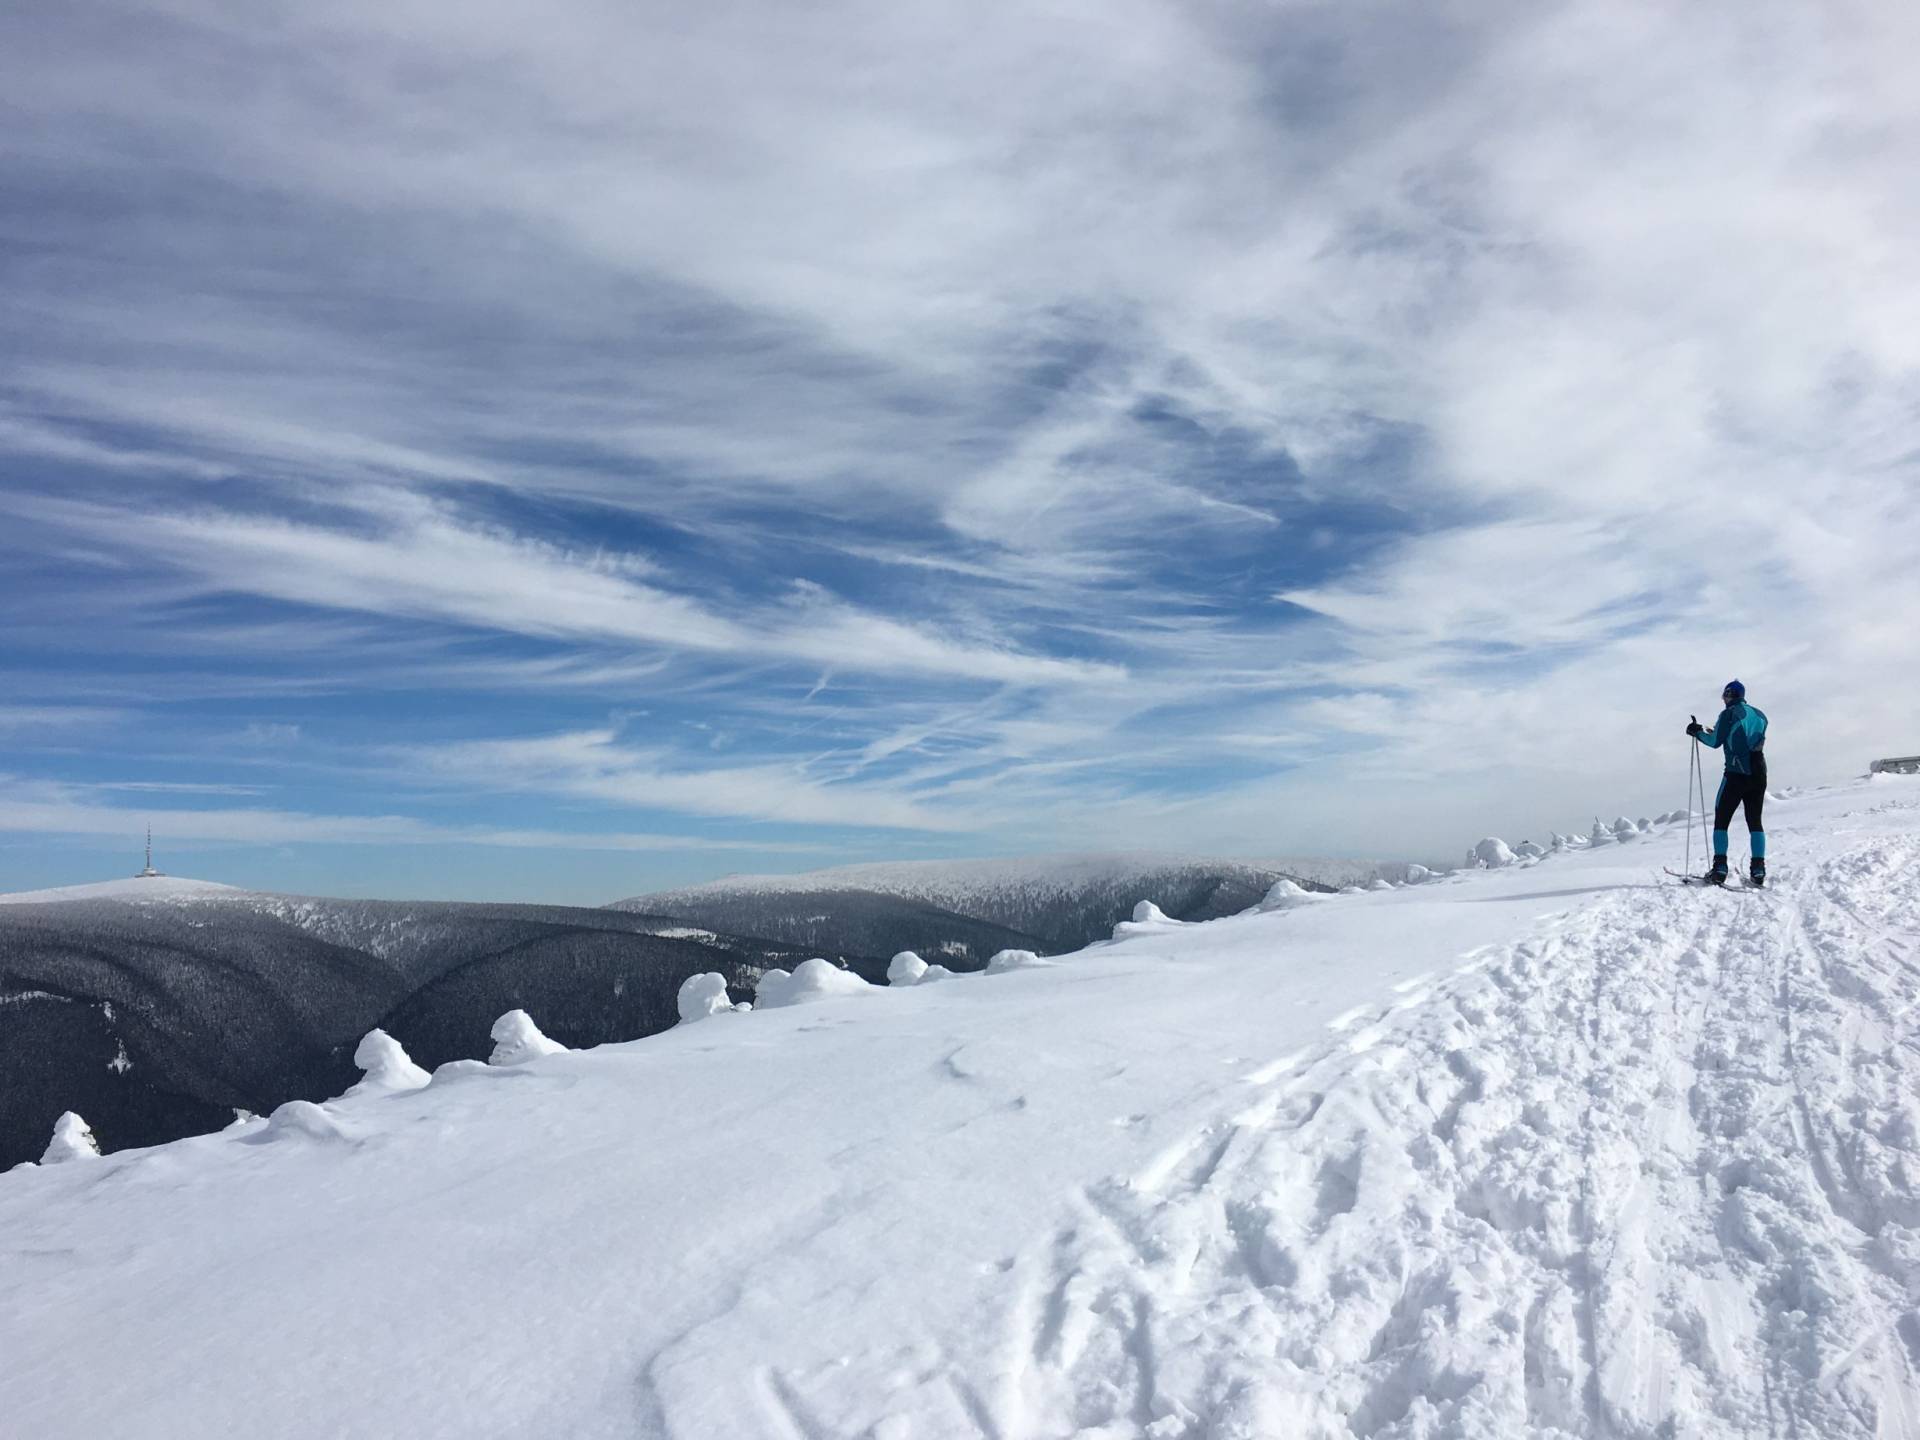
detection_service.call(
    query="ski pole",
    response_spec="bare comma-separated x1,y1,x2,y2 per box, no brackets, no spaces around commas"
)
1693,725,1711,870
1685,732,1694,880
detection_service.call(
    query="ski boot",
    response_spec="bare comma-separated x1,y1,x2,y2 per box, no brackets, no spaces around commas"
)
1749,857,1766,888
1706,855,1729,886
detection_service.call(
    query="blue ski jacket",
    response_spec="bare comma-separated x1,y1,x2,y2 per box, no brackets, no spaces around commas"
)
1696,700,1768,774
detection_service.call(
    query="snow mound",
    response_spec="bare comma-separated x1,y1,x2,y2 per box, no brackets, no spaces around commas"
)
1402,864,1434,884
985,948,1053,974
1255,878,1316,911
1366,877,1394,891
40,1111,99,1164
344,1030,430,1098
919,963,957,983
258,1100,349,1144
488,1010,567,1066
1513,839,1546,860
1110,901,1180,938
887,951,929,986
754,958,872,1009
1587,817,1614,847
676,973,739,1023
1469,837,1518,868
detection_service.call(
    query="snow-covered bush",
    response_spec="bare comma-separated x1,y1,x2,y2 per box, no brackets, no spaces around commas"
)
919,963,957,982
1256,878,1316,910
1367,877,1394,891
755,958,872,1009
676,972,739,1022
1611,816,1638,839
1111,901,1180,939
887,951,929,986
1513,840,1546,860
488,1009,567,1066
985,948,1053,974
260,1099,350,1144
1403,864,1434,885
41,1111,99,1164
1470,837,1518,869
1587,818,1613,847
344,1029,430,1097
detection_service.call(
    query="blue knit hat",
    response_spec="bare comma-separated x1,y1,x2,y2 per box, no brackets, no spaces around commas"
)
1722,678,1745,700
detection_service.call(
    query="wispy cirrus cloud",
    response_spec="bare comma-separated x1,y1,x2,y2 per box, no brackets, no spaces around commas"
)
388,729,965,833
4,487,1122,688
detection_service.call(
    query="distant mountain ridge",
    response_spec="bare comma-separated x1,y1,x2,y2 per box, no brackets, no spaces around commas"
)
611,851,1398,955
0,880,847,1169
2,852,1409,1169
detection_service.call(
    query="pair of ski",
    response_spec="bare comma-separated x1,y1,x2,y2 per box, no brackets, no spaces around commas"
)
1663,866,1769,893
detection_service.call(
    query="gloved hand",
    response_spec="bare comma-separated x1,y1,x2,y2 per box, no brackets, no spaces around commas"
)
1686,716,1704,737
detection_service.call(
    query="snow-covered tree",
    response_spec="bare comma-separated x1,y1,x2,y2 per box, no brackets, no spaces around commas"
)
488,1010,567,1066
42,1111,100,1164
676,972,738,1022
1257,878,1315,911
1470,838,1518,869
887,951,929,986
756,959,872,1009
345,1029,431,1097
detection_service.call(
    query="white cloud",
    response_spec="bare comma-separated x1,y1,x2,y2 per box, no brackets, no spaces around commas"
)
4,488,1121,689
0,777,822,854
390,729,965,833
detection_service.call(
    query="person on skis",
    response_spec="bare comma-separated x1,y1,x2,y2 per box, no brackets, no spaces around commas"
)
1687,679,1769,886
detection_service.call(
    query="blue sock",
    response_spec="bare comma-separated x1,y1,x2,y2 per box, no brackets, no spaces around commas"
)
1713,829,1729,856
1751,831,1765,858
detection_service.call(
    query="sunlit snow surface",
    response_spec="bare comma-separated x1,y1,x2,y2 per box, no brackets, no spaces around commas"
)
0,875,243,905
5,779,1919,1438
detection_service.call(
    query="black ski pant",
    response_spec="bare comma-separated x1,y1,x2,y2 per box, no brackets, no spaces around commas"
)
1713,753,1767,859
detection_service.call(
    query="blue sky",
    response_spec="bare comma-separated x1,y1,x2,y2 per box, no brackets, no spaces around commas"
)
3,0,1916,902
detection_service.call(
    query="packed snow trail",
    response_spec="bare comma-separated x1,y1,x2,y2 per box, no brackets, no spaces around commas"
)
2,781,1917,1439
992,829,1920,1438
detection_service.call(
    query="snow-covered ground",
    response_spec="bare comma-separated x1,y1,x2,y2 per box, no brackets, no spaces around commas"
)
0,874,243,905
4,778,1918,1439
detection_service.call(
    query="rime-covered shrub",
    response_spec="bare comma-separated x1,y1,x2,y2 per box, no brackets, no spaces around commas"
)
488,1009,567,1066
41,1112,99,1164
676,973,738,1023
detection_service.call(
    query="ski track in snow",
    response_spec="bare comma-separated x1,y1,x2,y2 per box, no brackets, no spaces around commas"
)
947,833,1920,1439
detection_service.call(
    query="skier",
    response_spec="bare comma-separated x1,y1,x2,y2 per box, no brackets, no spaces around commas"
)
1686,679,1769,886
